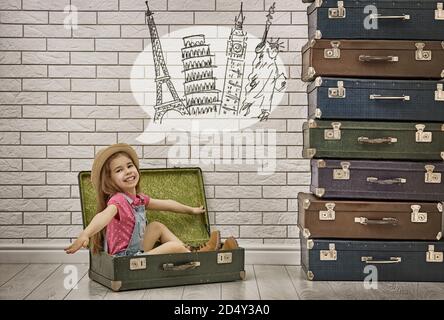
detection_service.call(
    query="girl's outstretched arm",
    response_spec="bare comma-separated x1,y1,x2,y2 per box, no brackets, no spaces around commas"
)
147,199,205,215
64,204,118,254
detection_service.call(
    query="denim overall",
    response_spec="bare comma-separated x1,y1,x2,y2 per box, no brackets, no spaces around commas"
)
105,193,147,257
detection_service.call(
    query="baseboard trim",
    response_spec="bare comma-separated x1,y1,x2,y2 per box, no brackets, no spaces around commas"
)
0,244,300,265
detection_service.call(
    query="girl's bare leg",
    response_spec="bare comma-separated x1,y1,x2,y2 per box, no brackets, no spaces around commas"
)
142,221,189,253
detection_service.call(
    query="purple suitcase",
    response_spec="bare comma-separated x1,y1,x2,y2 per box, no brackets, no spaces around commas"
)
311,159,444,201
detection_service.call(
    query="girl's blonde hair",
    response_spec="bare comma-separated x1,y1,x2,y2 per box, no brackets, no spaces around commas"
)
91,151,140,254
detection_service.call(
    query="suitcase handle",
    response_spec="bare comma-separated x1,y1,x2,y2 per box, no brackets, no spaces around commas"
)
361,256,402,264
358,137,398,144
369,94,410,101
354,217,399,226
359,55,399,62
162,261,201,271
370,14,410,20
366,177,407,185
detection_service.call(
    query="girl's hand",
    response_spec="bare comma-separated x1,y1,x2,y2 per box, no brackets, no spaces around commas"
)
191,205,205,215
64,234,89,254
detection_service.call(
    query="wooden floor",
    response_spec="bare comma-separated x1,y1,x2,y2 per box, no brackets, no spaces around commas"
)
1,264,444,300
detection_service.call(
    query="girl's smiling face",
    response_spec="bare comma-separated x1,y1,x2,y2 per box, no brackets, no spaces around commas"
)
109,154,139,194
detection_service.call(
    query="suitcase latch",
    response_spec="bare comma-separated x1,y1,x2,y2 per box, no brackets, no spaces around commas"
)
333,161,350,180
319,203,336,221
324,122,341,140
426,245,443,263
435,84,444,101
436,3,444,20
217,252,233,264
328,81,346,98
415,43,432,61
324,41,341,59
415,124,432,143
320,244,337,261
425,165,441,184
411,205,428,223
129,257,147,270
328,1,346,19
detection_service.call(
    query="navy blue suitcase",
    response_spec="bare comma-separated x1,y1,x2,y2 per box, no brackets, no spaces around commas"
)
308,77,444,122
301,238,444,281
308,0,444,40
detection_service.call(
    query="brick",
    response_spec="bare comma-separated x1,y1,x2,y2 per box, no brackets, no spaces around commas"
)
22,52,69,65
97,93,142,105
96,39,143,51
203,173,238,185
215,212,262,224
48,198,81,211
121,25,168,38
239,172,286,185
142,145,172,158
216,0,264,10
289,92,307,105
71,0,118,10
0,52,21,64
23,0,69,10
48,225,83,238
207,199,239,211
71,52,118,65
138,159,166,168
96,119,143,132
275,133,302,146
265,0,308,11
214,225,239,238
275,159,310,172
97,66,144,78
0,79,20,91
71,185,80,198
168,0,215,10
118,52,151,65
263,186,309,198
0,198,46,211
0,212,22,224
0,239,22,244
120,0,167,11
0,37,46,50
246,25,306,39
215,186,261,198
0,159,22,171
23,79,70,92
240,199,287,211
23,105,70,118
23,186,71,198
71,211,82,224
72,79,118,92
287,172,311,185
48,92,95,105
288,225,300,238
0,226,46,238
24,25,71,38
263,212,298,224
240,226,287,238
49,66,96,78
0,186,22,198
48,39,94,51
287,146,303,158
0,65,46,78
0,105,21,118
0,172,44,185
0,119,45,131
47,146,94,159
287,119,305,132
0,25,23,37
215,163,262,172
196,11,290,25
70,159,93,171
119,106,146,118
23,159,70,171
265,239,299,245
0,146,45,158
148,12,194,24
0,92,47,105
0,132,19,144
71,105,119,118
70,133,117,145
73,25,120,38
21,132,68,145
0,0,21,9
49,11,97,24
289,39,309,52
0,11,48,23
98,11,145,24
23,238,71,244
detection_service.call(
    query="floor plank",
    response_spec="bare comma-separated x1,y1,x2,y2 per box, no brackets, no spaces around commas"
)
0,264,28,287
0,264,59,300
64,272,109,300
253,265,299,300
371,282,418,300
221,265,260,300
25,264,88,300
104,288,146,300
143,286,185,300
182,283,221,300
417,283,444,300
328,281,379,300
286,266,335,300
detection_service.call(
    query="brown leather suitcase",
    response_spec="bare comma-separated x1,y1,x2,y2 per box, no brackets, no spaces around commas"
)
298,193,444,241
302,39,444,81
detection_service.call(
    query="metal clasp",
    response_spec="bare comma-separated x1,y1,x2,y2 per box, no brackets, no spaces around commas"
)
427,245,443,263
319,203,336,221
333,162,350,180
324,41,341,59
415,124,432,143
320,243,337,261
324,122,342,140
425,165,442,184
436,84,444,101
411,205,428,223
436,3,444,20
328,81,346,98
415,43,432,61
129,257,147,270
329,1,346,19
217,252,233,264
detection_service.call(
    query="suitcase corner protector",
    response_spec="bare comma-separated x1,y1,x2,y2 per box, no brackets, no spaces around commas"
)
437,232,442,241
315,188,325,197
111,280,122,291
240,270,246,281
307,271,314,281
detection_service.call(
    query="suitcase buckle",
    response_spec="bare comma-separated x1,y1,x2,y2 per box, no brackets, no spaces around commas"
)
333,162,350,180
411,205,428,223
328,1,346,19
425,165,441,184
129,257,147,270
217,252,233,264
415,43,432,61
415,124,433,143
324,122,341,140
426,245,443,263
435,84,444,101
319,203,336,221
324,41,341,59
320,244,337,261
328,81,346,98
436,3,444,20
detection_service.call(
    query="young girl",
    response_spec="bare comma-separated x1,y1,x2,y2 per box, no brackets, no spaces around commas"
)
65,143,225,256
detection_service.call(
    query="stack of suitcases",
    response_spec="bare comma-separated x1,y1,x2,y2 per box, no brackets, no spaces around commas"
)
298,0,444,281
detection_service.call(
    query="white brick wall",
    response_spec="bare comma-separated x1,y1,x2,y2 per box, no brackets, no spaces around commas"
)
0,0,310,245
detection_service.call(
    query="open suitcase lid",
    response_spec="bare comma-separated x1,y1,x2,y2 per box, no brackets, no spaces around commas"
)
78,168,211,247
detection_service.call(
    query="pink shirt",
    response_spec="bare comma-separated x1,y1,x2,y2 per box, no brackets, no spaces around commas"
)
106,192,150,255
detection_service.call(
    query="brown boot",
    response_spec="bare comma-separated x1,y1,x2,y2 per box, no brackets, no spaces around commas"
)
221,236,239,251
197,230,221,252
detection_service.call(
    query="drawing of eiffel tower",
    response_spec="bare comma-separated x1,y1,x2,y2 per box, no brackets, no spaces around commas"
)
145,1,189,123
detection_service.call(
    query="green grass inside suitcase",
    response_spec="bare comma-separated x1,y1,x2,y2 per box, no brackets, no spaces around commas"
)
79,168,211,248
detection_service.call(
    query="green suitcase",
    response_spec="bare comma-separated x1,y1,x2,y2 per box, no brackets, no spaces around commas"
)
78,168,245,291
303,120,444,160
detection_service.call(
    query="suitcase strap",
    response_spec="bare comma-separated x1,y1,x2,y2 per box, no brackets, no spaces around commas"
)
366,177,407,185
358,136,398,144
162,261,201,271
359,55,399,62
361,256,402,264
354,217,399,226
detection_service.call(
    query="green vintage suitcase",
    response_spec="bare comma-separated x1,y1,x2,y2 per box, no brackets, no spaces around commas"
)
78,168,245,291
303,120,444,160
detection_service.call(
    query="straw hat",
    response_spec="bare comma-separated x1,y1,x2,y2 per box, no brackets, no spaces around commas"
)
91,143,139,191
